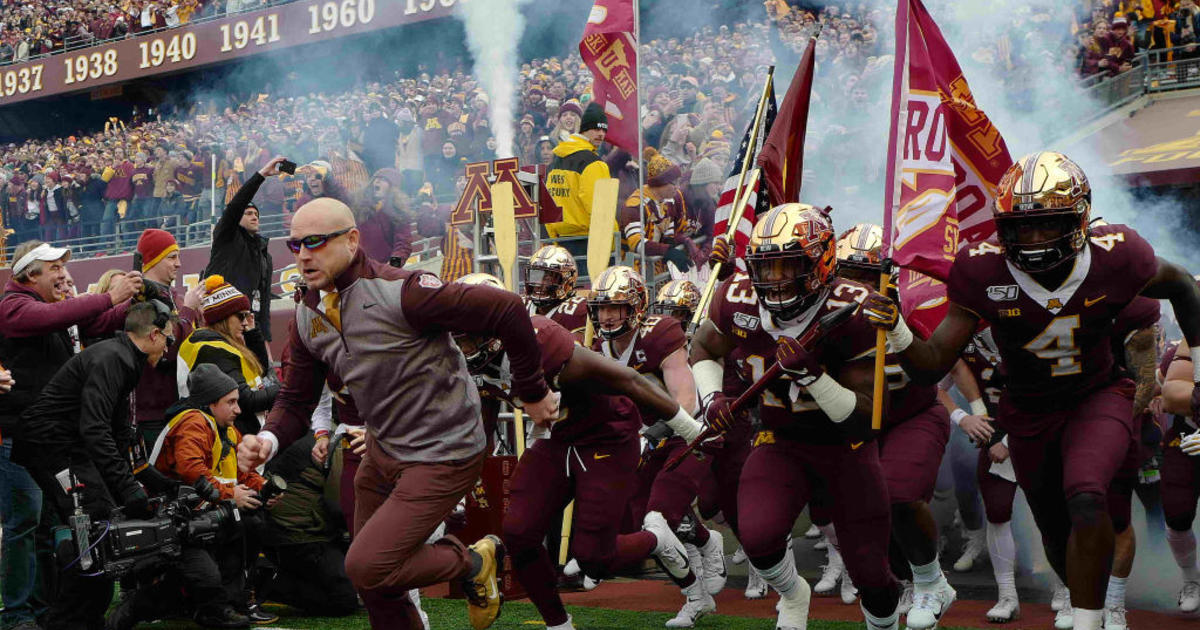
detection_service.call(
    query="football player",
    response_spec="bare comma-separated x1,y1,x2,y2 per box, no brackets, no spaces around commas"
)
652,279,703,329
1157,334,1200,614
836,223,955,628
588,267,721,627
865,152,1200,630
691,203,900,630
453,273,705,630
524,244,589,340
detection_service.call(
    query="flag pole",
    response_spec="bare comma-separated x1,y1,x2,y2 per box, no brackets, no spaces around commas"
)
634,0,646,277
689,67,775,330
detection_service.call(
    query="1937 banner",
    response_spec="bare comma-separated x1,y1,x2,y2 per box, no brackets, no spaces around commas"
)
0,0,456,106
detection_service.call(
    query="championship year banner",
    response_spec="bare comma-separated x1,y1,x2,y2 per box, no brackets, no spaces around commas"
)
0,0,456,106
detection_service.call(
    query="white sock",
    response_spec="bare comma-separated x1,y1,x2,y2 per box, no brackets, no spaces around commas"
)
754,549,804,601
1167,527,1200,582
547,614,575,630
910,557,944,587
818,523,839,548
987,522,1017,599
1074,607,1103,630
1105,576,1126,610
861,601,899,630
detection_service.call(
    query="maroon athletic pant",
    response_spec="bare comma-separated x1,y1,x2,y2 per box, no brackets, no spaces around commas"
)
976,449,1018,524
345,436,484,630
879,403,951,504
738,434,899,615
1163,418,1200,532
502,437,639,627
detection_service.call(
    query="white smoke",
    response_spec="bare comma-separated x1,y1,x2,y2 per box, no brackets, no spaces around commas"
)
457,0,535,159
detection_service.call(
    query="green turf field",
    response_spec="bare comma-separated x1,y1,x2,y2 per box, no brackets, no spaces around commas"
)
134,598,975,630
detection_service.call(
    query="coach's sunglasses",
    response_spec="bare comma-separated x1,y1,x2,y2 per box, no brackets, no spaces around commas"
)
286,227,352,254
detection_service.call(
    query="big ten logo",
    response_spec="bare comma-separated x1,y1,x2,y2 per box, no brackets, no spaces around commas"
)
450,158,538,225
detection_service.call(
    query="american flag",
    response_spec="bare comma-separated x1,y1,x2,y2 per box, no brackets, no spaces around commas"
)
714,82,777,272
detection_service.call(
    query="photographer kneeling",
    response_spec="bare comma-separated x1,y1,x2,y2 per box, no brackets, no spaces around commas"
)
136,364,278,629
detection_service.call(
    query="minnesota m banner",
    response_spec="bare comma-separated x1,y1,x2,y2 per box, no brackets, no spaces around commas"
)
882,0,1014,332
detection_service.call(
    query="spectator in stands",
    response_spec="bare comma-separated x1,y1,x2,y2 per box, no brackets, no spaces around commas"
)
1104,17,1137,73
394,107,424,196
130,151,157,231
356,168,413,265
179,275,279,437
362,103,400,174
205,157,282,347
544,102,610,250
427,140,463,199
684,156,722,252
40,172,68,243
1177,0,1200,58
102,149,135,247
620,148,702,276
552,99,583,143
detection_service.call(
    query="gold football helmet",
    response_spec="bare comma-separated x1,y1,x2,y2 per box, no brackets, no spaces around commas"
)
587,266,649,340
524,244,579,309
652,279,702,324
745,203,837,319
454,273,507,371
993,151,1091,273
836,223,883,286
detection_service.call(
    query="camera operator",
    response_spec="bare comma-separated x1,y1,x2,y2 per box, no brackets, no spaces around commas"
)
257,434,358,618
11,302,170,630
112,363,276,630
0,240,141,630
133,228,201,446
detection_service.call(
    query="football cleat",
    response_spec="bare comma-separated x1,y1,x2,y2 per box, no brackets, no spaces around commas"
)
746,567,768,599
699,530,728,595
986,596,1019,623
905,579,956,630
1180,580,1200,613
1103,605,1127,630
897,581,914,615
665,580,716,628
463,535,505,630
954,528,986,572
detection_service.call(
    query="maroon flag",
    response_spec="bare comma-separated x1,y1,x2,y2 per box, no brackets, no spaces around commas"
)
883,0,1013,334
757,38,816,206
579,0,638,151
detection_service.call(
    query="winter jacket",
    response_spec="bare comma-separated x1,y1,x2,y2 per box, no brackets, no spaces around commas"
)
179,328,278,437
204,173,274,340
12,334,148,506
152,403,265,500
544,134,612,238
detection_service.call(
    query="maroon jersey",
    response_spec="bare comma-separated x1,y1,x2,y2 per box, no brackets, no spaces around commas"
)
524,295,589,342
595,314,686,426
960,330,1005,415
884,361,938,428
947,223,1158,418
1160,340,1180,380
709,273,878,444
474,316,640,446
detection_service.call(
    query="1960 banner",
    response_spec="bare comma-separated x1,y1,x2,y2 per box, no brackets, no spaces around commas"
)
0,0,456,106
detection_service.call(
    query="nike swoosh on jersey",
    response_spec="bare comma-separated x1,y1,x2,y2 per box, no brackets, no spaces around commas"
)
1084,295,1107,307
594,453,611,460
850,442,864,450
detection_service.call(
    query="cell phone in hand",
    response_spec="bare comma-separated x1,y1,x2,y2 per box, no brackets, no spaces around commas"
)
279,160,297,175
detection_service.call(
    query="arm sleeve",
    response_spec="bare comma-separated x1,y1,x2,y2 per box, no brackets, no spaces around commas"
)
0,292,116,338
80,299,131,338
390,215,414,261
213,172,265,242
262,321,326,453
311,386,334,435
402,276,550,403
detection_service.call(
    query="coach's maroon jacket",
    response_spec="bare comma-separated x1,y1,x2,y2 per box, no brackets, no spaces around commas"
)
261,250,549,463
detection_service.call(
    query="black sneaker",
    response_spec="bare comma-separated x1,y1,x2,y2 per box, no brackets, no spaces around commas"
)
245,604,278,625
194,605,251,629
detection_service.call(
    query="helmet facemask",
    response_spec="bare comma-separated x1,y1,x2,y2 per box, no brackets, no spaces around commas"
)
589,301,637,340
746,252,824,320
453,333,503,373
524,266,569,309
995,209,1087,274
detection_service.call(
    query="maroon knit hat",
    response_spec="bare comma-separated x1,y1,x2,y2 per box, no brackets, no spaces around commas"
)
201,275,251,325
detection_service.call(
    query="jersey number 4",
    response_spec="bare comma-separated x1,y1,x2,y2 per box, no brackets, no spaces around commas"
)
1023,315,1082,377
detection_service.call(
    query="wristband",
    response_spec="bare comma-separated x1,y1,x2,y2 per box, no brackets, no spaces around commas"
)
1192,347,1200,383
969,398,988,417
314,430,330,439
888,313,914,353
692,359,724,404
950,408,968,426
664,406,704,443
805,373,858,424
